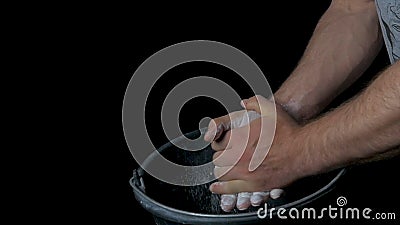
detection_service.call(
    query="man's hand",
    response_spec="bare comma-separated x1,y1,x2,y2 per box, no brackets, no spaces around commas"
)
209,96,308,194
204,105,284,212
213,61,400,197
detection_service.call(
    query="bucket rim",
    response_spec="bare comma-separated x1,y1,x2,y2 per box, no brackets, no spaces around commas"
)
130,128,347,222
130,168,346,223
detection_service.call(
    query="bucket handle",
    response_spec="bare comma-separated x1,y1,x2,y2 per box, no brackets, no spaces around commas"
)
130,169,146,193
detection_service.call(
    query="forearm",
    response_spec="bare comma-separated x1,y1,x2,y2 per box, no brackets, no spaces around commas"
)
274,0,382,122
356,146,400,164
298,62,400,177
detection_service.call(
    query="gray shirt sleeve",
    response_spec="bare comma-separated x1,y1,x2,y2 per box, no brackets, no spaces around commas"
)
376,0,400,64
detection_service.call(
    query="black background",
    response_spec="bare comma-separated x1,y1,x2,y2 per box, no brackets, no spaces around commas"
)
118,1,400,224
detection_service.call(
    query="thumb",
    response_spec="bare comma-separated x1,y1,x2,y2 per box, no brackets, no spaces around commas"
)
210,180,257,194
241,95,275,117
241,98,260,113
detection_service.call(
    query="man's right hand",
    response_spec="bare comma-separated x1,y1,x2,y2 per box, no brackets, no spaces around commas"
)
204,107,284,212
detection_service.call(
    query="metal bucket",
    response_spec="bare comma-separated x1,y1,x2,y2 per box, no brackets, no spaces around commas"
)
130,129,346,225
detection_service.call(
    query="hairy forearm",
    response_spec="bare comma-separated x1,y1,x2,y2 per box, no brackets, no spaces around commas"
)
356,146,400,164
274,0,382,122
298,62,400,177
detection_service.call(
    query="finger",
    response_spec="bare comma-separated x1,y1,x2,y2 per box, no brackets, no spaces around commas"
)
220,194,237,212
245,110,261,122
204,114,233,142
230,110,260,128
250,191,270,206
236,192,252,210
204,121,218,142
211,130,231,151
205,110,256,142
242,95,275,117
241,97,260,113
209,180,257,194
270,189,285,199
204,122,224,143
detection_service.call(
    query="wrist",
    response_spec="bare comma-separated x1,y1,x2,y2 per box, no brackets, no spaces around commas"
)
290,121,351,179
288,126,323,179
292,118,364,178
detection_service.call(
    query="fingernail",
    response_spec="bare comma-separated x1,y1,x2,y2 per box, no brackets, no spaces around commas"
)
240,100,247,108
237,198,248,206
221,205,233,212
251,191,269,206
220,194,237,212
204,131,212,141
250,195,263,206
237,192,252,210
237,203,249,210
209,182,220,193
209,183,215,193
221,194,236,206
270,189,284,199
237,205,247,210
